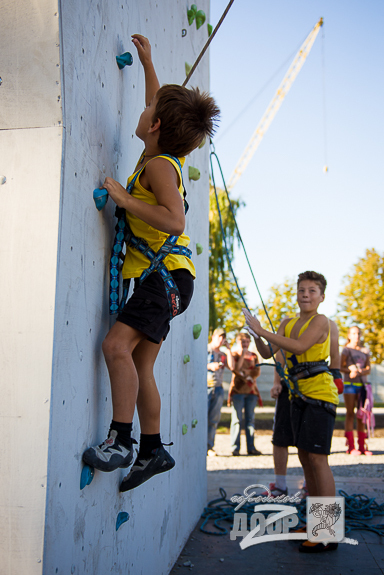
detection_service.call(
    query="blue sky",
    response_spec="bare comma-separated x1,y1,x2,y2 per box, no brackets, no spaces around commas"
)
209,0,384,320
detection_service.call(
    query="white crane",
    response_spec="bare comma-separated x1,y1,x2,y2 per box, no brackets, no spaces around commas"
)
227,18,324,191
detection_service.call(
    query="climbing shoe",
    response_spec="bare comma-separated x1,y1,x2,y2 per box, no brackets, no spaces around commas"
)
299,541,338,553
82,430,137,472
261,482,288,498
119,445,175,492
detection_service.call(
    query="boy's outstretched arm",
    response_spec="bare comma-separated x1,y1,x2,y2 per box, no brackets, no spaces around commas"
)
243,308,329,356
248,319,289,359
131,34,160,105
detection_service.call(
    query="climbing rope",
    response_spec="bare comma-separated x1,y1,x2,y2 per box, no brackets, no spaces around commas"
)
200,488,384,537
182,0,235,87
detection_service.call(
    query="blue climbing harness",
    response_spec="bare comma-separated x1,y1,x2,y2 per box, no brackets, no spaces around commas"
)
109,155,191,319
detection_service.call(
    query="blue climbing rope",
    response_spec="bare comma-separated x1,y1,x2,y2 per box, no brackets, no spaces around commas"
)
200,488,384,537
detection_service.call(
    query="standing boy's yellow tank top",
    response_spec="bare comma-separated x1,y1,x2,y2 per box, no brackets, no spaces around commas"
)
122,155,196,280
285,316,339,405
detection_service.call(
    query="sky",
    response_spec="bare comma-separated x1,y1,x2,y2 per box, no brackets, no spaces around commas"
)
209,0,384,320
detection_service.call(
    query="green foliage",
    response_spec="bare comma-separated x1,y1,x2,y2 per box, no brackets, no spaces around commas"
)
336,248,384,363
209,184,246,337
257,277,299,331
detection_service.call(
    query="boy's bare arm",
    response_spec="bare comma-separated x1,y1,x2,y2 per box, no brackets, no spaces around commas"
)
329,320,340,369
253,319,289,359
103,159,185,236
243,309,329,355
131,34,160,105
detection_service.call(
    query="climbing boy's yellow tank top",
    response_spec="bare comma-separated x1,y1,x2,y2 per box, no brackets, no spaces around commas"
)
285,316,338,405
122,155,196,280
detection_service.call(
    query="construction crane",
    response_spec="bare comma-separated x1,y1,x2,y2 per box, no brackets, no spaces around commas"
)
227,18,324,191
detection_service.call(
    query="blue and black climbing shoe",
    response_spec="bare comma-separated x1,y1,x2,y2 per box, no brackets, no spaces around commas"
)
119,445,175,492
82,430,137,472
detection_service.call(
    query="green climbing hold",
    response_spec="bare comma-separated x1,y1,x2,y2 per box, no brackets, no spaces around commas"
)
207,23,213,37
196,10,206,30
189,166,200,181
185,62,192,77
183,354,190,364
187,4,197,25
196,243,203,255
198,137,206,149
192,419,198,428
182,424,188,435
193,324,202,339
80,464,94,490
116,511,129,531
116,52,133,70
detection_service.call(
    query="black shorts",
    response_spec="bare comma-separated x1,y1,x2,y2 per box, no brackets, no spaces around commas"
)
272,384,295,447
117,269,194,344
290,397,336,455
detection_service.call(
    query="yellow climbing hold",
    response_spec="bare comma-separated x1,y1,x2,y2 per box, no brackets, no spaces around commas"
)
182,424,188,435
199,137,206,149
189,166,200,181
185,62,192,77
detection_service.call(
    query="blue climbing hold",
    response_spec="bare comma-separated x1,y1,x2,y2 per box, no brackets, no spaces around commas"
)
80,464,94,490
116,52,133,70
93,188,108,211
116,511,130,531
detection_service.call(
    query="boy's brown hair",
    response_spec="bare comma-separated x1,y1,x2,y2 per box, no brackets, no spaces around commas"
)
297,271,327,294
153,85,220,157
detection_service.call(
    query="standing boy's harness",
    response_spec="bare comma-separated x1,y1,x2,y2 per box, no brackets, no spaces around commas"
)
109,155,191,319
284,357,337,414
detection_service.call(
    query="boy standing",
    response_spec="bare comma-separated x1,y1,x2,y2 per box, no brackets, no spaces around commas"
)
243,271,340,553
83,35,220,492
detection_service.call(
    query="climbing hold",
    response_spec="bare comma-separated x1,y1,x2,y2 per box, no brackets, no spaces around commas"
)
0,176,6,185
192,419,198,428
193,324,202,339
182,28,187,37
183,354,190,364
198,137,206,149
93,188,108,211
196,10,206,30
80,464,94,490
196,243,203,255
188,166,200,181
116,52,133,70
187,4,197,25
116,511,130,531
182,424,188,435
185,62,192,77
207,23,213,37
323,165,329,173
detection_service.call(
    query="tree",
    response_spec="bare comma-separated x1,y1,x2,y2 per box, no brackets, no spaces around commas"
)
336,248,384,363
257,277,299,331
209,183,246,337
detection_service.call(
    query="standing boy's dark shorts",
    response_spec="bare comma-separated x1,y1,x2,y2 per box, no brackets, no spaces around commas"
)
117,268,194,344
272,382,295,447
290,396,336,455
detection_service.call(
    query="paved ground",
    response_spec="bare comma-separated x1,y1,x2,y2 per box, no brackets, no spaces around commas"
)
169,426,384,575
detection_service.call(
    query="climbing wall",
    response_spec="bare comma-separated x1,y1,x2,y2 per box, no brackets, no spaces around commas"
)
0,1,211,573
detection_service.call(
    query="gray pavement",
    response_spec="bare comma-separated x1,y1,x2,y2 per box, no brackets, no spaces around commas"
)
170,431,384,575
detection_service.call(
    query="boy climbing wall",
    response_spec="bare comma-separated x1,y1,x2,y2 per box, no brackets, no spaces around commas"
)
243,271,341,553
83,34,220,492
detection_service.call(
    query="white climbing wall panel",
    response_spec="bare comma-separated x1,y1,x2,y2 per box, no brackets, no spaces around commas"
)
0,1,210,574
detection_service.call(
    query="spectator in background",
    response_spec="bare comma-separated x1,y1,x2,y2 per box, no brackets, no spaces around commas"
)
341,326,372,456
227,332,262,456
207,328,234,456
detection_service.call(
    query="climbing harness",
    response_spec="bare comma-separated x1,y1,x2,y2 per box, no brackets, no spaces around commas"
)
209,143,336,410
109,155,191,319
